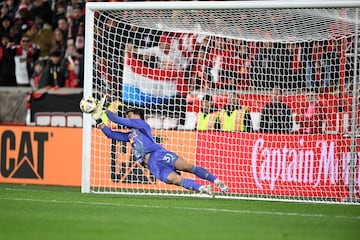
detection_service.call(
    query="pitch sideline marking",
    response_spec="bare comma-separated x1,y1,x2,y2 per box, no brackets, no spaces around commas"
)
1,195,359,220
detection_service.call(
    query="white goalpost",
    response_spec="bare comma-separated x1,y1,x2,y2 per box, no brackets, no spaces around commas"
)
82,1,360,204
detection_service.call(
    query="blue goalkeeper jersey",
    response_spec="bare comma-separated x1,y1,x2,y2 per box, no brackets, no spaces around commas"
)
101,111,163,164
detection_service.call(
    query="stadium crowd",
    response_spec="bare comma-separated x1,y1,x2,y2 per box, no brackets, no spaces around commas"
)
0,0,89,88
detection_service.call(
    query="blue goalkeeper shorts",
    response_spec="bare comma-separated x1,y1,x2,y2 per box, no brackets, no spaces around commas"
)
147,148,179,183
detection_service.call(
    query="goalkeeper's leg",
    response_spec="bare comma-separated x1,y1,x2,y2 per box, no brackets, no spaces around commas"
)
166,172,213,195
175,157,228,193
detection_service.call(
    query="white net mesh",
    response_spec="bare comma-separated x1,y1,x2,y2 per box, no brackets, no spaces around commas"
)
84,2,360,203
106,8,359,42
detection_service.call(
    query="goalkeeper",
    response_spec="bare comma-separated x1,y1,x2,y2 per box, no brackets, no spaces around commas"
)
91,97,228,195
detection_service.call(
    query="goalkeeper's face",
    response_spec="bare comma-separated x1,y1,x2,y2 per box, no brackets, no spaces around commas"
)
126,111,141,120
125,108,145,120
126,112,135,119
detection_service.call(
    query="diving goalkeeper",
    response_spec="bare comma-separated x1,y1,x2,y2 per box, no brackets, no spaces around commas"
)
91,98,228,195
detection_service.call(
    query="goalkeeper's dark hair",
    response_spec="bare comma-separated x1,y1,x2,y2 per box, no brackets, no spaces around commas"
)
125,108,145,120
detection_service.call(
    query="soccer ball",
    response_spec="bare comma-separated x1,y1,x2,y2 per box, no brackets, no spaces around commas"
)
79,96,97,113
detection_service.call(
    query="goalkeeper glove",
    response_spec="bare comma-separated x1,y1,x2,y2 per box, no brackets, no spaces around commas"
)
92,96,109,128
91,96,107,120
92,97,123,128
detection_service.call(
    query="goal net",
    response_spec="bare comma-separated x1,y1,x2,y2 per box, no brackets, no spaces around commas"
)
82,1,360,203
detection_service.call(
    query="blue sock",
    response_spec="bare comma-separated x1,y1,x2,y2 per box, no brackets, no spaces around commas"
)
180,178,201,191
191,166,216,182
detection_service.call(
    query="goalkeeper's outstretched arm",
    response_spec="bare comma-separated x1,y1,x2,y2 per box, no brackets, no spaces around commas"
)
105,111,146,129
99,124,130,142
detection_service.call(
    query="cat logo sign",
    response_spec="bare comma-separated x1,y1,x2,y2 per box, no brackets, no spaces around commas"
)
0,126,83,186
1,130,48,179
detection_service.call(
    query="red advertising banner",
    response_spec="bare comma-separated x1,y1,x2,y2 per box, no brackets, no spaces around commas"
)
196,132,360,199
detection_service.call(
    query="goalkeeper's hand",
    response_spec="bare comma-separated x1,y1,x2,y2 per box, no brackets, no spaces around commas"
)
92,96,123,128
91,96,107,121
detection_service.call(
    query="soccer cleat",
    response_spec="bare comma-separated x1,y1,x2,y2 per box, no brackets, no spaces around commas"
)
199,185,213,195
214,179,228,193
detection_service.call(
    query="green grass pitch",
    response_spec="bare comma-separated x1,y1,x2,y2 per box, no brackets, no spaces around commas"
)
1,184,359,240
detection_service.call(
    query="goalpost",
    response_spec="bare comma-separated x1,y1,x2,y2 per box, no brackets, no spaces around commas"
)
82,1,360,204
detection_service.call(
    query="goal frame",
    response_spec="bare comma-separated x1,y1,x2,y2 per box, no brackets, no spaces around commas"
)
82,1,360,204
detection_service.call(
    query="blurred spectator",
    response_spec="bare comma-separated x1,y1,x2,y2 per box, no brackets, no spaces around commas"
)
128,33,188,71
221,38,242,89
65,0,84,22
126,30,189,125
259,85,294,133
188,45,212,92
30,0,53,26
295,88,326,134
67,2,84,55
13,4,34,44
26,17,55,59
127,24,157,49
251,32,279,90
0,15,13,37
3,1,17,20
30,59,43,89
38,48,66,89
10,34,40,86
8,25,18,42
232,42,252,90
52,1,67,29
0,33,16,86
219,92,253,132
305,40,330,92
53,27,67,56
62,44,81,87
178,33,209,83
327,39,341,92
217,69,239,91
56,16,68,34
96,17,128,90
0,3,10,20
282,40,305,90
207,36,233,90
197,94,221,131
170,12,203,58
176,32,203,59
